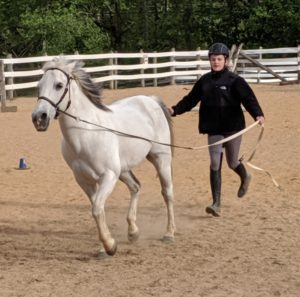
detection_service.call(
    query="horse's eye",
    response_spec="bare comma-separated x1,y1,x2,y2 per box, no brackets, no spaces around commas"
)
55,82,64,90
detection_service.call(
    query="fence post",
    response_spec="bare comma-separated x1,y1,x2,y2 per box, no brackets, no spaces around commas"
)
170,48,175,85
153,51,157,87
0,60,6,111
257,46,263,83
196,47,202,80
109,51,114,89
140,49,145,87
0,60,17,112
7,54,14,99
298,45,300,83
114,51,118,89
229,44,237,69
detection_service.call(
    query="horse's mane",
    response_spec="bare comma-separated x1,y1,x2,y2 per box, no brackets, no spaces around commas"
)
43,57,110,111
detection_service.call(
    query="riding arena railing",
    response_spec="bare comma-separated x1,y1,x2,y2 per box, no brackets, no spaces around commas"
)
0,45,299,111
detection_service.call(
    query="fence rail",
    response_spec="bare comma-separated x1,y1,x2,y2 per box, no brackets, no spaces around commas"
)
0,46,299,102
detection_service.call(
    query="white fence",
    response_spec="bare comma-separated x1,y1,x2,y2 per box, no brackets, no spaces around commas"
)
238,46,300,84
0,46,299,101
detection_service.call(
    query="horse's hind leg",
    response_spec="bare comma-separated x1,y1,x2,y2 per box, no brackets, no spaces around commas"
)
119,171,141,242
147,153,176,242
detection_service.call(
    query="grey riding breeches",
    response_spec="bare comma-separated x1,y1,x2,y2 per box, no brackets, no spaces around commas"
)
208,134,242,171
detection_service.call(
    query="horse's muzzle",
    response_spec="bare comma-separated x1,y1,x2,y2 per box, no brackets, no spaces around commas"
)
32,111,50,131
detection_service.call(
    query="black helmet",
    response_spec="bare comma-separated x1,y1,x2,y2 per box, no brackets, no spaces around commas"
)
208,43,229,57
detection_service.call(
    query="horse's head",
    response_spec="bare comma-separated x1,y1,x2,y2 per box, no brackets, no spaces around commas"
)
32,57,77,131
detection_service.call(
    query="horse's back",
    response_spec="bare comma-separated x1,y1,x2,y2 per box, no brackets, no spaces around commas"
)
109,95,162,114
109,95,169,134
109,95,172,167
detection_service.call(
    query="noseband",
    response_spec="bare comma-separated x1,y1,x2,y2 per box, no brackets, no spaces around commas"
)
38,67,72,119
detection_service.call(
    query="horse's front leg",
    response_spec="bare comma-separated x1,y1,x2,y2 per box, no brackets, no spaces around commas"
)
92,171,118,256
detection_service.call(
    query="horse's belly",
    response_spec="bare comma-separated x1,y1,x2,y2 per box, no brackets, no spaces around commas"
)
119,140,151,170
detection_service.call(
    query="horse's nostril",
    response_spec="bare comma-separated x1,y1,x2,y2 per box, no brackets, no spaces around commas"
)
41,113,47,120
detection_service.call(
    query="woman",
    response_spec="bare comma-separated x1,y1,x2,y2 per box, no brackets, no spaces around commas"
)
169,43,265,216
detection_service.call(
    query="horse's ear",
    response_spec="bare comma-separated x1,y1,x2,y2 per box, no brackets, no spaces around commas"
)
65,60,77,72
67,60,84,74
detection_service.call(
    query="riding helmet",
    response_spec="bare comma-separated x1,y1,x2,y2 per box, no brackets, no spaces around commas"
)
208,43,230,57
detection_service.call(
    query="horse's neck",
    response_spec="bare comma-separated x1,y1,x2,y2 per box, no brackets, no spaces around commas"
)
69,82,102,114
58,86,109,131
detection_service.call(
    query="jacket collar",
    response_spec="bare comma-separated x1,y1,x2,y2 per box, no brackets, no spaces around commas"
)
211,67,228,79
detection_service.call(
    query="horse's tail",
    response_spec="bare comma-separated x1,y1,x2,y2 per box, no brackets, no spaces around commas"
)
151,96,174,156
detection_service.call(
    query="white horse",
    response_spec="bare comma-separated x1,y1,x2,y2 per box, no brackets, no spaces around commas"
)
32,57,175,256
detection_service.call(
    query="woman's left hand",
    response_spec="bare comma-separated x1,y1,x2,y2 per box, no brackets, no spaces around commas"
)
256,116,265,125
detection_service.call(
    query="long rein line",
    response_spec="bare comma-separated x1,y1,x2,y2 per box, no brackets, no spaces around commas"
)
45,67,258,150
59,108,280,189
43,67,279,189
58,108,259,150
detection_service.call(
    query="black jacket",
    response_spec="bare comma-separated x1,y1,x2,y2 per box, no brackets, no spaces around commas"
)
172,68,264,134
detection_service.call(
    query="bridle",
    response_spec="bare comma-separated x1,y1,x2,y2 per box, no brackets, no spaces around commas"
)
38,68,72,119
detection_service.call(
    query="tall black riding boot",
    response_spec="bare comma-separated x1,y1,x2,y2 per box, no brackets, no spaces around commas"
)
205,169,221,216
234,163,251,198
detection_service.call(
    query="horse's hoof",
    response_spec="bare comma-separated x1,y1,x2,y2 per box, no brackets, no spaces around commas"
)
162,235,175,244
106,240,117,256
128,231,140,243
97,250,108,259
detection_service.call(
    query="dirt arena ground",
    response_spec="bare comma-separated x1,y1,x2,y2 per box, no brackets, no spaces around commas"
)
0,83,299,297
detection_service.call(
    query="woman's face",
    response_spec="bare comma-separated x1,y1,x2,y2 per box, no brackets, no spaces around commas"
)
209,54,228,72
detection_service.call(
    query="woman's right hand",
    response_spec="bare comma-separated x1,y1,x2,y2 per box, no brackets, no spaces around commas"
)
168,107,174,116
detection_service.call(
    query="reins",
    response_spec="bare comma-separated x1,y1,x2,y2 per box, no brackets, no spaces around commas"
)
59,108,259,150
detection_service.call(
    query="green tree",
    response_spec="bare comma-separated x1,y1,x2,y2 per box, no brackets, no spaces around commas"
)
0,0,299,57
19,3,110,55
0,0,39,56
73,0,135,51
245,0,300,47
0,0,110,56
